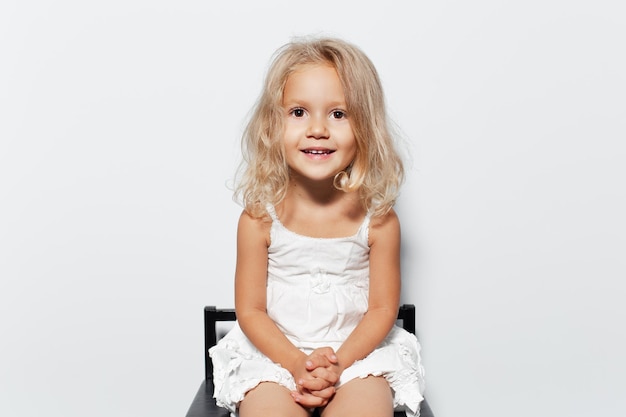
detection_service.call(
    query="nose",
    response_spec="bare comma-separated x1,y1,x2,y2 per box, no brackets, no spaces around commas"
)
306,115,329,139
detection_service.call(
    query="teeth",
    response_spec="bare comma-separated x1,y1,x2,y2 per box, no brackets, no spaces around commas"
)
304,149,332,154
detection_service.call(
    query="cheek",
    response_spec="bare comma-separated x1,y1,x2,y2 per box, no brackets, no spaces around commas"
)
348,147,357,164
346,131,358,154
281,123,301,141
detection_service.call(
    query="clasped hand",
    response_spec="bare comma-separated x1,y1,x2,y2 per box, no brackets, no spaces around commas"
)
290,347,343,408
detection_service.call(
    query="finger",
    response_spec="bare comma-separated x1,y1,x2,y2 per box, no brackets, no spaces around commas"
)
318,347,338,363
305,354,330,370
310,347,338,362
310,386,336,400
310,367,339,385
299,376,331,392
290,391,328,408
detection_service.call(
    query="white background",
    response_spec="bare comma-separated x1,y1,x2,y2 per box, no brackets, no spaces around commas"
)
1,1,625,416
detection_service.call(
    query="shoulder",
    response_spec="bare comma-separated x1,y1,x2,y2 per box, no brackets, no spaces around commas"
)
237,210,272,247
368,208,400,247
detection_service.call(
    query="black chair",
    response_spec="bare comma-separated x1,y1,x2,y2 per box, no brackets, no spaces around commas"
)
186,305,434,417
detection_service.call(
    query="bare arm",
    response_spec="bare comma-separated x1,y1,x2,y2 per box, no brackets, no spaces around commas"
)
334,209,402,372
234,211,335,405
235,211,303,372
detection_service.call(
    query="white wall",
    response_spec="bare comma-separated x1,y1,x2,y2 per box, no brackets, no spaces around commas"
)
1,1,624,416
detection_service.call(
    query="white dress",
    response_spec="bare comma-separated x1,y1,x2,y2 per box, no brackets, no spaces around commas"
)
209,205,425,416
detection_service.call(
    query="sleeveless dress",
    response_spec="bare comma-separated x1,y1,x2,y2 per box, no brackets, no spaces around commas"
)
209,205,426,416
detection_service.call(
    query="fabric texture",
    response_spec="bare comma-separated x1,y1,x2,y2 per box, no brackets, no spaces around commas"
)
209,205,425,416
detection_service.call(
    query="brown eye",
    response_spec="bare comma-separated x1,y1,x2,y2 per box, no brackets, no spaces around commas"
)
291,108,305,117
332,111,346,119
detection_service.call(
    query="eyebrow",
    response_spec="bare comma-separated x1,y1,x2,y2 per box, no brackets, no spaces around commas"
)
282,98,347,108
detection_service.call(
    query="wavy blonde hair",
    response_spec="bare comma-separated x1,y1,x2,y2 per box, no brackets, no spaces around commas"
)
235,37,404,218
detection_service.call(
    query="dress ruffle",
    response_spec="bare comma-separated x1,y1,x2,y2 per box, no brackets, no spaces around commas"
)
340,326,426,417
209,324,425,417
209,327,296,416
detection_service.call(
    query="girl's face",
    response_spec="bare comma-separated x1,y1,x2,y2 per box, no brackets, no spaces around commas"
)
281,64,356,184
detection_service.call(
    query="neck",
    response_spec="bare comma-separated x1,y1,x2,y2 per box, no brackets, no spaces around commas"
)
283,174,362,217
286,174,342,204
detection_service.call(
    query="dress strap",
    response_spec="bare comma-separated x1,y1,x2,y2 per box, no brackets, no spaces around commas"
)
265,203,279,221
358,210,373,242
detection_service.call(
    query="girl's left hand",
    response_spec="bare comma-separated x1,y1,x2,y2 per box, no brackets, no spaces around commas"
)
306,347,341,380
291,347,344,407
290,386,336,408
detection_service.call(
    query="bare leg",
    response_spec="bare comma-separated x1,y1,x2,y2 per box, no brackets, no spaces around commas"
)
239,382,312,417
321,376,393,417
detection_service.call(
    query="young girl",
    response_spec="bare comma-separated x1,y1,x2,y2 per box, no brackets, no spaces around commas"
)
209,37,425,417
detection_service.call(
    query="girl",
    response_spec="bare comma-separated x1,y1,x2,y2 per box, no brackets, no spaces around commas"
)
209,37,425,417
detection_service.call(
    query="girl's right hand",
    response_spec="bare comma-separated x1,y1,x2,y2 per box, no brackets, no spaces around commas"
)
303,347,342,389
290,347,342,407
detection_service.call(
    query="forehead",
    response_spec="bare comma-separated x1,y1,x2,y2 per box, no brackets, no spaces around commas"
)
283,64,345,103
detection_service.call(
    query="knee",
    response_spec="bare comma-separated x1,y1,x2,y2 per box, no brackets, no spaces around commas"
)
239,382,311,417
321,377,394,417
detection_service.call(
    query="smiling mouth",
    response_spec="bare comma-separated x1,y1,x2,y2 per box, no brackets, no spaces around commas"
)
302,149,335,155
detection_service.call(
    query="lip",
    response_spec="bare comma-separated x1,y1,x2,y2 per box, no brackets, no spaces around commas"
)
300,147,336,155
300,147,336,160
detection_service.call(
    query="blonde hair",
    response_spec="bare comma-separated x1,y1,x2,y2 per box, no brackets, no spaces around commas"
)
235,37,405,218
